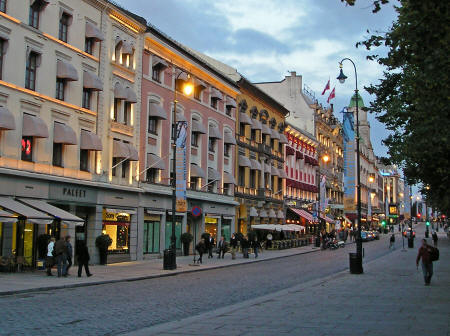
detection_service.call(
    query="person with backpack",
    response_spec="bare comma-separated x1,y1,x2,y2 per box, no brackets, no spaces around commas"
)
416,239,438,285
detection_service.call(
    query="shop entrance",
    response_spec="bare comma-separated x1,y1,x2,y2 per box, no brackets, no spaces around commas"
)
15,220,36,267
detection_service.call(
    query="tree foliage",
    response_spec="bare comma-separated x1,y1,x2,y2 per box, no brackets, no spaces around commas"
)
351,0,450,213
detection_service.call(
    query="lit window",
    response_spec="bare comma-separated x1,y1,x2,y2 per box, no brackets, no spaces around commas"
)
21,136,33,162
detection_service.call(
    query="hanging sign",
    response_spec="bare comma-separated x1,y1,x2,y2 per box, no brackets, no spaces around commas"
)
175,120,187,212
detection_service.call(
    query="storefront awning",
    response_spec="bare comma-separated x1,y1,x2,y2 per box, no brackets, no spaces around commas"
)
0,209,18,223
113,140,129,158
105,208,136,215
18,199,84,226
83,70,103,91
261,124,271,135
0,197,53,225
289,207,313,222
22,114,49,138
239,112,252,125
224,132,236,145
268,209,277,218
0,107,16,131
190,164,205,178
54,122,77,145
80,130,102,151
251,224,276,230
147,153,165,170
191,120,206,134
320,214,334,224
56,60,78,81
149,102,167,120
125,143,139,161
223,171,236,185
85,21,104,41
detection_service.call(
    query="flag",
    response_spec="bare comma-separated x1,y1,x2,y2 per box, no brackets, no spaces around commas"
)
321,79,330,95
327,87,335,103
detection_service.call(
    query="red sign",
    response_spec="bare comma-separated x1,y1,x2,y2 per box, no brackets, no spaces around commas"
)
191,206,202,217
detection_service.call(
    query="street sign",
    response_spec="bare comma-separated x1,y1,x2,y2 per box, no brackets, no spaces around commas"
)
191,206,202,217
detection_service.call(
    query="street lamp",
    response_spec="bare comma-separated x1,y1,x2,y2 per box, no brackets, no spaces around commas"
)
316,153,329,248
164,68,194,270
337,58,363,274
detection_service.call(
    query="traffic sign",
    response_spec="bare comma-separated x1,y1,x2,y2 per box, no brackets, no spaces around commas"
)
191,206,202,217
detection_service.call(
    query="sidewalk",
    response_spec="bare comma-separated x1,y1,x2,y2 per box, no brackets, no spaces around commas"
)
126,232,450,336
0,241,325,296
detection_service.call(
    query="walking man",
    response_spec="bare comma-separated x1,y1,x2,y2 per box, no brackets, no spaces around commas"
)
53,237,68,277
416,239,433,285
230,233,237,260
217,236,226,259
64,235,73,276
76,241,92,277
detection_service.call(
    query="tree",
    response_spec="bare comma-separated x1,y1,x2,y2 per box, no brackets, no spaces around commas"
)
344,0,450,213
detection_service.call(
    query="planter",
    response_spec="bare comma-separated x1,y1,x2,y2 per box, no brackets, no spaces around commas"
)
183,242,190,256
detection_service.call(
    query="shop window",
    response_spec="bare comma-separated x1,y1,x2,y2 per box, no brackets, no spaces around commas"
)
80,149,89,172
103,223,130,254
52,142,63,167
208,137,215,152
148,117,157,135
164,217,182,249
224,143,230,157
204,216,218,242
238,166,245,187
221,219,231,241
0,0,6,13
85,38,94,54
113,98,120,122
0,39,4,80
59,12,71,43
21,136,33,162
143,221,160,253
82,88,91,109
25,52,38,91
55,78,65,101
146,168,158,183
121,159,129,178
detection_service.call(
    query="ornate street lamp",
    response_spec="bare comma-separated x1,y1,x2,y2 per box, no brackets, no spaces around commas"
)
337,58,363,274
316,153,330,247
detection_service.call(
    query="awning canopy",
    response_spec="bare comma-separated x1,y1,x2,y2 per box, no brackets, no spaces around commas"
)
278,168,288,179
208,167,221,181
277,209,284,219
209,125,222,139
54,122,77,145
85,21,104,41
0,196,53,225
259,209,268,218
18,198,84,226
114,82,128,100
190,164,205,178
176,112,187,122
249,207,259,217
271,166,280,176
126,143,139,161
321,214,334,224
193,78,207,89
286,146,295,156
149,102,167,120
251,118,262,130
191,120,206,134
0,107,16,131
22,114,49,138
264,163,271,174
225,96,236,108
113,140,129,158
239,112,252,125
238,155,251,168
0,209,17,223
152,55,168,69
279,133,289,144
250,159,262,171
125,87,137,103
175,69,189,81
80,130,102,151
83,71,103,91
121,41,134,55
270,128,280,140
224,132,236,145
57,60,78,81
210,88,223,100
261,124,271,135
251,224,276,230
147,153,165,170
223,171,236,185
289,208,313,222
268,209,277,218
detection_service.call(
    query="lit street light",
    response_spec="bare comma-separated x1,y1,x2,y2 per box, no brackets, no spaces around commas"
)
316,153,329,248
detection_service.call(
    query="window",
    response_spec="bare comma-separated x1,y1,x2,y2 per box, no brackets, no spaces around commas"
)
29,4,40,29
208,137,215,152
238,166,245,187
52,143,63,167
80,149,89,172
82,89,91,109
124,102,131,125
193,87,201,101
264,134,270,144
85,38,93,55
25,52,38,91
113,98,120,122
0,0,6,13
143,221,160,253
251,129,257,141
112,157,120,176
148,117,157,135
0,39,4,80
239,123,246,137
250,170,256,188
21,136,33,162
152,66,161,82
55,78,65,100
59,13,71,42
146,168,158,183
210,98,218,109
114,42,122,63
190,176,199,190
207,180,215,193
225,106,232,116
270,138,275,149
122,159,129,178
224,144,230,157
191,132,198,147
223,183,230,195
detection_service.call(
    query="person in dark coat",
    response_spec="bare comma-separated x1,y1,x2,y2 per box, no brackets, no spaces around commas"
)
241,235,250,258
251,238,260,258
53,237,68,277
76,241,92,277
195,238,206,264
206,235,215,258
64,235,73,276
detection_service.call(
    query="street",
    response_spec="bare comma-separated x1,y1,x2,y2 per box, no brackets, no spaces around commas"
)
2,227,447,336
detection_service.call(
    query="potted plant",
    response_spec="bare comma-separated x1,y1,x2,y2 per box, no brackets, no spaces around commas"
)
95,234,112,265
180,232,193,256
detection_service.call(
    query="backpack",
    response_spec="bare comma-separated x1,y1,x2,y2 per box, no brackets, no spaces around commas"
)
428,246,439,262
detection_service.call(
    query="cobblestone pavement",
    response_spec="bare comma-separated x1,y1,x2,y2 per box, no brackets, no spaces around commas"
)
126,226,450,336
0,231,406,336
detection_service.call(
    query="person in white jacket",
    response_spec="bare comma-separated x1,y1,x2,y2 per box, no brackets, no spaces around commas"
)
46,237,55,276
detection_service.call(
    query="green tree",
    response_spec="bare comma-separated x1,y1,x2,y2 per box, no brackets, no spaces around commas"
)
344,0,450,213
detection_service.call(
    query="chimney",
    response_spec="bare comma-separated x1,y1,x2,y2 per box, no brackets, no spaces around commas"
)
290,71,296,77
330,103,334,112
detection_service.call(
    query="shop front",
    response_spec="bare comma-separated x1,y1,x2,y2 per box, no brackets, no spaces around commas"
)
102,209,132,255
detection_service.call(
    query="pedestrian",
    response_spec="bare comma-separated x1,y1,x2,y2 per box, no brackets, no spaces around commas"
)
53,237,68,277
46,237,55,276
252,237,260,258
389,234,395,250
432,231,438,247
416,239,434,285
64,235,73,276
242,235,250,258
230,233,238,259
76,241,92,277
217,236,227,259
206,235,214,259
195,238,206,264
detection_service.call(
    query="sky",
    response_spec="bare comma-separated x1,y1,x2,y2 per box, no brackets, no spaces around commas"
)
116,0,399,158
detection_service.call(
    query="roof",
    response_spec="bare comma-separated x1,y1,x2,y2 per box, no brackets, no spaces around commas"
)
106,0,147,26
349,92,365,108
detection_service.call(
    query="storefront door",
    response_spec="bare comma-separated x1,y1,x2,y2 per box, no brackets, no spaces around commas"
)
221,219,231,242
165,217,182,249
144,221,160,253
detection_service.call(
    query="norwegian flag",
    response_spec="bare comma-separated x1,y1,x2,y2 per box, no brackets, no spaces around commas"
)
321,79,330,95
327,87,335,103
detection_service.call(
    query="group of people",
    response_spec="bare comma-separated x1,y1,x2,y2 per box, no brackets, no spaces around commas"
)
194,234,260,263
46,236,92,278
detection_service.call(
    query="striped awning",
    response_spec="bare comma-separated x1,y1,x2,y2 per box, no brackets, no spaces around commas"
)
289,208,313,222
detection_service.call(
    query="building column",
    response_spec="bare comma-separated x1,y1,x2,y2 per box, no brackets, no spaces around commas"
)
217,216,222,242
136,206,144,261
160,212,166,254
87,205,103,264
129,210,138,261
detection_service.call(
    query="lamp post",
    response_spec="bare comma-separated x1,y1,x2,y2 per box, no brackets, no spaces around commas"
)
337,58,363,274
164,68,193,270
316,153,329,248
